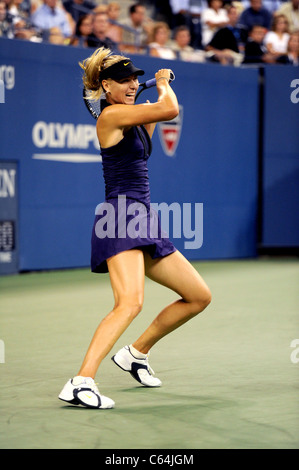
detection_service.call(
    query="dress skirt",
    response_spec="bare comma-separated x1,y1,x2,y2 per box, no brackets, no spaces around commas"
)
91,196,176,273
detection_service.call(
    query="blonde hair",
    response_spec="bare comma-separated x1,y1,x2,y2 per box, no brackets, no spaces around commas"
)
79,47,129,100
149,21,170,43
272,14,289,33
93,5,108,13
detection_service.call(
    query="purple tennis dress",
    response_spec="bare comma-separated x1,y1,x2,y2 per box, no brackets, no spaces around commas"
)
91,100,176,273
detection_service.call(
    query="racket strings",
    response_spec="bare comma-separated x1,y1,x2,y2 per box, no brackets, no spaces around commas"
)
83,88,105,120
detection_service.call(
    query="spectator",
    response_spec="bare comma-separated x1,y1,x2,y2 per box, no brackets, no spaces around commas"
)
13,21,42,40
87,10,118,50
170,0,208,49
153,0,173,27
171,24,206,61
30,0,75,32
169,0,191,28
238,0,272,38
276,0,299,33
189,0,207,49
92,3,107,14
170,0,206,48
120,2,151,48
106,1,122,43
263,0,282,14
0,0,14,37
7,0,30,23
62,0,95,24
148,21,177,59
171,23,193,57
48,24,65,42
69,12,92,46
31,0,73,39
242,0,282,14
276,30,299,64
6,0,45,40
243,23,276,62
206,4,245,64
264,14,290,56
30,0,45,14
7,0,31,18
201,0,229,46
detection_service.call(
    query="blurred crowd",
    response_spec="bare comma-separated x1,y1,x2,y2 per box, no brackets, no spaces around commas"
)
1,0,299,66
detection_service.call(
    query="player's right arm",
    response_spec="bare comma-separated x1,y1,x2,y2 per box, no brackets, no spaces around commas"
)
99,69,179,135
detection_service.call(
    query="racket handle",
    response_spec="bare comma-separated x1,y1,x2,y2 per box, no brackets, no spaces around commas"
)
143,71,175,89
143,77,156,89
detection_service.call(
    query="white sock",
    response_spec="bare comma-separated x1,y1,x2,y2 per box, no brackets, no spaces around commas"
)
129,344,147,359
72,376,92,385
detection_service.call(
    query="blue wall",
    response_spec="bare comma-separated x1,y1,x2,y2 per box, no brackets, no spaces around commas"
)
262,67,299,248
0,38,296,272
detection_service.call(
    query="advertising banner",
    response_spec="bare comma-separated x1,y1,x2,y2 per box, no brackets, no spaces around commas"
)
0,39,259,271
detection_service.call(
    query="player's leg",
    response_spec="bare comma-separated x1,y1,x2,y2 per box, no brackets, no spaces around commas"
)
59,249,145,408
132,250,211,354
111,250,211,387
77,249,145,379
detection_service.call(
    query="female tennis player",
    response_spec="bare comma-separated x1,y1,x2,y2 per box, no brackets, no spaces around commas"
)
59,47,211,409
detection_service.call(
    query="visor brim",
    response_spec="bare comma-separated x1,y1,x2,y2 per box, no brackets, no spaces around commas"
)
99,60,145,82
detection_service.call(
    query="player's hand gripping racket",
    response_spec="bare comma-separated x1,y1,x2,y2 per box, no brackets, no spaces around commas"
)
83,70,175,120
135,70,175,101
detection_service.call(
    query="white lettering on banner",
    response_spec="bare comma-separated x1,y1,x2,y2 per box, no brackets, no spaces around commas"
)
32,154,102,163
0,252,12,262
0,169,15,197
0,65,15,90
0,80,4,103
32,121,100,150
290,79,299,104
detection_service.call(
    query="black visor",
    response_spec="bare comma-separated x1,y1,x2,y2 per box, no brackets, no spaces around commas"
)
99,59,145,83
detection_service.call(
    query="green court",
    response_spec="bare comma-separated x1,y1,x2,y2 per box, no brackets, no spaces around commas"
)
0,258,298,449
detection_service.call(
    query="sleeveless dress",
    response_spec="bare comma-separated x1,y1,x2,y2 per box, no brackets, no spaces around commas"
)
91,100,176,273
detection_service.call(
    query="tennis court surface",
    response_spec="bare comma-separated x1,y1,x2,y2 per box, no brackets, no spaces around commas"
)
0,258,298,449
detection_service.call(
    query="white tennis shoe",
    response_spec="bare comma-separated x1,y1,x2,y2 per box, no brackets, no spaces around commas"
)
111,345,162,387
58,376,115,409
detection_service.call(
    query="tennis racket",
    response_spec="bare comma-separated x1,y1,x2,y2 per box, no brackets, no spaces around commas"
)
83,70,175,120
83,87,104,120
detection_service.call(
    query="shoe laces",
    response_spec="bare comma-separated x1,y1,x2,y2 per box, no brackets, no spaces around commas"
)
80,377,100,394
89,380,101,394
145,355,155,376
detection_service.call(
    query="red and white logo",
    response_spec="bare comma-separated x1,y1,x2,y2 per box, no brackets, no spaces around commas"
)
158,105,183,157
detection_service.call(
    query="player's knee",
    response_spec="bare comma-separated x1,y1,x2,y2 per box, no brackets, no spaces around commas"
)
117,296,143,320
203,287,212,307
193,287,212,313
129,300,143,319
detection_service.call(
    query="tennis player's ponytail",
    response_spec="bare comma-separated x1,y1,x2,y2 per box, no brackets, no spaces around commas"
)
79,47,129,101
